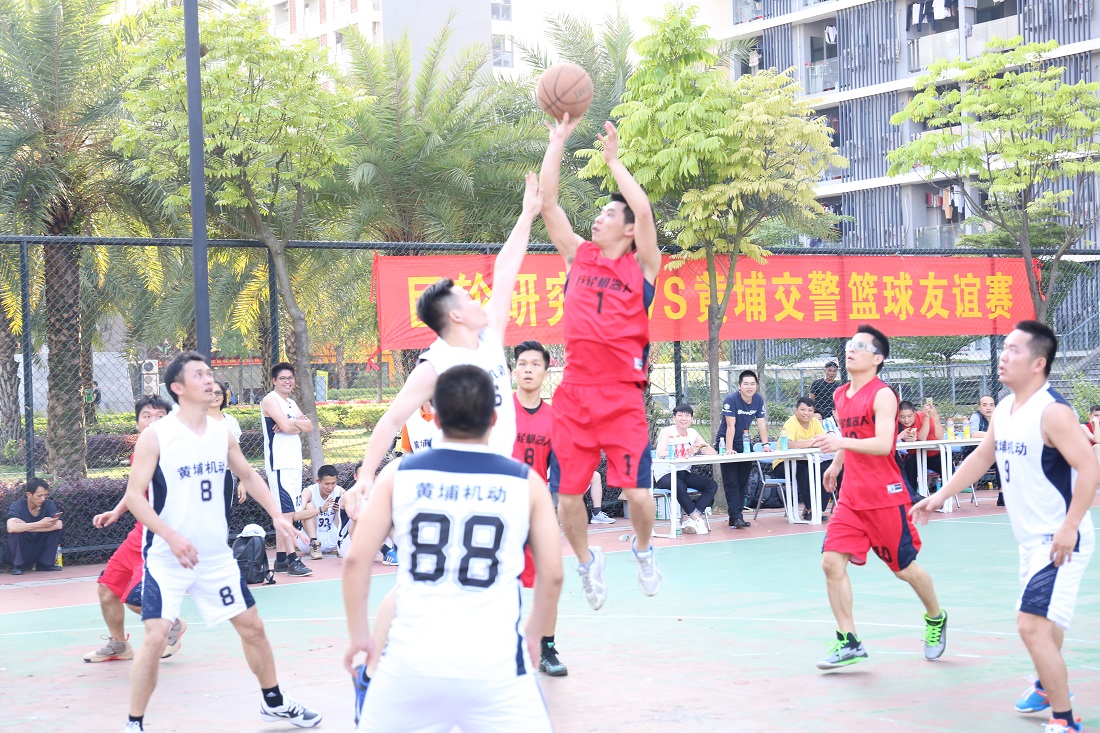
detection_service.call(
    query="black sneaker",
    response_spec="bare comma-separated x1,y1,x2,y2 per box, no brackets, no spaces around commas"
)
288,558,313,577
817,630,868,670
539,645,568,677
273,560,289,574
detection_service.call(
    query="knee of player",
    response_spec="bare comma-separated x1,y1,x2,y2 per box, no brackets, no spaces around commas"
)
234,610,268,643
821,552,847,578
143,621,172,646
1016,612,1049,640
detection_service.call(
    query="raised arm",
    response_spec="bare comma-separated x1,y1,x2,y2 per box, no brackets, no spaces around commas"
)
538,114,585,267
599,122,659,284
343,362,437,519
485,172,542,337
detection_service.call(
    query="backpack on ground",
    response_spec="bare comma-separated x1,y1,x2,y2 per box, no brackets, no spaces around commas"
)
233,524,275,585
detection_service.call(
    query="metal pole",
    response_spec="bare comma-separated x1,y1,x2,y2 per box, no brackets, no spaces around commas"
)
268,250,279,366
19,240,35,479
672,341,683,406
184,0,210,358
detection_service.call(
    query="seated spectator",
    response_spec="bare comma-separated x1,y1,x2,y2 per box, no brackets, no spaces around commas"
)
898,398,943,502
969,395,995,438
654,404,718,535
773,397,832,521
295,464,345,559
6,478,64,575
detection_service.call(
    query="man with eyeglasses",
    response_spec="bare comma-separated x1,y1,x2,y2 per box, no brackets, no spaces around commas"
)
261,362,315,577
810,325,947,670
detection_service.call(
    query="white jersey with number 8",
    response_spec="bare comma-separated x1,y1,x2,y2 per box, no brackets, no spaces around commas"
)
382,442,531,680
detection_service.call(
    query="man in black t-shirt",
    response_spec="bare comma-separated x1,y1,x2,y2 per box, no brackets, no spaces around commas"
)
5,478,64,574
715,370,770,528
809,361,840,420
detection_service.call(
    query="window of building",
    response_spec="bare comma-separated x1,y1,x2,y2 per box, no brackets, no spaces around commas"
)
372,21,381,45
491,0,511,21
273,1,289,26
372,0,380,10
335,30,345,51
976,0,1018,23
303,0,312,19
492,34,514,68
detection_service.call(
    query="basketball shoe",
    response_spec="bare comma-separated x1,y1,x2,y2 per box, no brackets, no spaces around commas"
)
817,630,868,669
632,539,662,596
309,539,322,561
577,547,607,610
260,697,322,728
1016,683,1075,714
539,642,568,677
84,636,133,663
287,557,313,577
1043,718,1083,733
923,610,947,660
589,511,614,524
161,618,188,659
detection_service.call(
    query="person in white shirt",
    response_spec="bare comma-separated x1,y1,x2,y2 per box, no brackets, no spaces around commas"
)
654,404,717,535
294,464,344,559
912,321,1096,733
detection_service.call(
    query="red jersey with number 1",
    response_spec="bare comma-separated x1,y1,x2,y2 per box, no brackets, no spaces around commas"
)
512,395,553,481
833,376,908,510
562,241,654,385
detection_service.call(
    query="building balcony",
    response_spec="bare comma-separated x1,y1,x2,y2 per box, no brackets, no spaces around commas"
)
732,0,764,25
804,58,839,94
908,29,960,73
966,15,1018,56
914,221,985,248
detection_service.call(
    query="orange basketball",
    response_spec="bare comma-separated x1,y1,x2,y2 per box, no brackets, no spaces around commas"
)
536,63,594,121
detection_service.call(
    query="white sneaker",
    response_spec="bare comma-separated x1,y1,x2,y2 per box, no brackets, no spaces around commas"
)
121,722,143,732
577,547,608,610
260,697,322,728
161,617,187,659
695,518,710,535
632,539,662,596
589,511,614,524
681,517,698,534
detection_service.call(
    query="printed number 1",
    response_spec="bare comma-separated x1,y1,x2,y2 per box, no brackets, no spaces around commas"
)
596,291,604,314
623,453,632,477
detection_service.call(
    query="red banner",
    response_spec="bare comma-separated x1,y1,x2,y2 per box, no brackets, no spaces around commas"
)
375,254,1035,349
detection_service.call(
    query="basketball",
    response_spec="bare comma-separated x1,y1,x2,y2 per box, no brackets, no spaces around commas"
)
536,62,593,121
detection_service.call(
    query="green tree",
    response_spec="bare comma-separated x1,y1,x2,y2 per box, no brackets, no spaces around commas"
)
580,5,842,439
117,3,351,471
888,37,1100,322
0,0,166,476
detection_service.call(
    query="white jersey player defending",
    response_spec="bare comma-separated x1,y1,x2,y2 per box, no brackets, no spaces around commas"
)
122,352,320,733
344,365,563,732
912,321,1097,733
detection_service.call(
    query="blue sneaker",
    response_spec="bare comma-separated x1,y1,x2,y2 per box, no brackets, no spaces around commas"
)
382,548,398,566
1043,718,1082,733
352,664,370,726
1016,683,1075,714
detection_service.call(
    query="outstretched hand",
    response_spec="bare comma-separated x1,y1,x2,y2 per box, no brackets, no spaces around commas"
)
597,121,619,164
544,112,581,146
521,171,542,216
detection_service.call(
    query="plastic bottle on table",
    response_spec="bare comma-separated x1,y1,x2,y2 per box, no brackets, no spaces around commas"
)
946,419,955,441
742,429,751,452
779,429,789,451
719,440,727,455
963,420,971,439
668,443,675,460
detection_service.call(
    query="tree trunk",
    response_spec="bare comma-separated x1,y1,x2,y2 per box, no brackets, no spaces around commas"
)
0,311,21,447
44,241,87,478
708,315,726,514
334,342,348,389
755,340,766,404
267,240,323,477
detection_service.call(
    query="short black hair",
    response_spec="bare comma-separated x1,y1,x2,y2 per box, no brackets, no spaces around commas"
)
270,362,294,380
1014,320,1057,377
1090,405,1100,413
434,365,495,439
673,403,694,415
134,394,172,422
738,369,758,385
417,278,457,336
514,340,550,367
608,192,637,226
164,351,209,404
899,400,915,412
317,464,338,479
825,361,838,369
24,477,49,495
215,380,230,410
797,396,815,409
856,324,889,373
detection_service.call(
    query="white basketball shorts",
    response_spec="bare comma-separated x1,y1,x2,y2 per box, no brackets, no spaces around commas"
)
142,550,255,626
1017,532,1094,629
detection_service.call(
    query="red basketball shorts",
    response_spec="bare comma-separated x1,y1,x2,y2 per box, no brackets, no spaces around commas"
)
551,381,652,495
822,501,922,572
98,529,145,606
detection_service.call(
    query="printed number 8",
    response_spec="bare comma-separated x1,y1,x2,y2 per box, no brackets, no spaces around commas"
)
200,479,212,502
409,512,504,588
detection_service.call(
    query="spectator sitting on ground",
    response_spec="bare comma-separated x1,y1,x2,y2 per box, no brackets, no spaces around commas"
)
295,464,345,559
773,397,832,521
809,361,841,421
654,404,718,535
6,477,64,575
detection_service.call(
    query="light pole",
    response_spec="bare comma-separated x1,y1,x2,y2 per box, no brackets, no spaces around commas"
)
183,0,211,358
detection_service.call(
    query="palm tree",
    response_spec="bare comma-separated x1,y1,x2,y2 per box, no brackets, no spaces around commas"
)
0,0,170,477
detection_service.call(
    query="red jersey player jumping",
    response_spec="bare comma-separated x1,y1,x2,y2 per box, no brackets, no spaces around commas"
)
810,325,948,669
539,114,661,610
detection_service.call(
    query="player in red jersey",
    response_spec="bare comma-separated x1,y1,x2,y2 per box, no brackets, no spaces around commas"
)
511,340,568,677
810,325,947,669
539,114,661,610
85,395,187,663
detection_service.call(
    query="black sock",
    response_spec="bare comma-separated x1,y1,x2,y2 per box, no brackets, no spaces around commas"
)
287,552,298,563
276,552,286,563
262,685,283,708
1053,709,1074,726
128,715,143,730
541,635,555,650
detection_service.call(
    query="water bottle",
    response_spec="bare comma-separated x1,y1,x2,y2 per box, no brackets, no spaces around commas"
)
668,443,675,460
55,546,63,568
779,429,789,451
719,441,727,455
963,421,971,439
742,429,751,452
946,419,955,441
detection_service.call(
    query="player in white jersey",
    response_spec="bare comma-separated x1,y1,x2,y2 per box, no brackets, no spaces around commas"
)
294,464,345,558
261,361,315,577
344,365,563,733
121,352,320,733
913,321,1097,733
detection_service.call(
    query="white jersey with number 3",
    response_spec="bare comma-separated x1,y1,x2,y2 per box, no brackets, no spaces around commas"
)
295,483,344,551
417,328,515,457
994,383,1096,550
383,442,531,680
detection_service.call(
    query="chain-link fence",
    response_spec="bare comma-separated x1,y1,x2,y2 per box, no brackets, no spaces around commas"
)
2,238,1098,563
